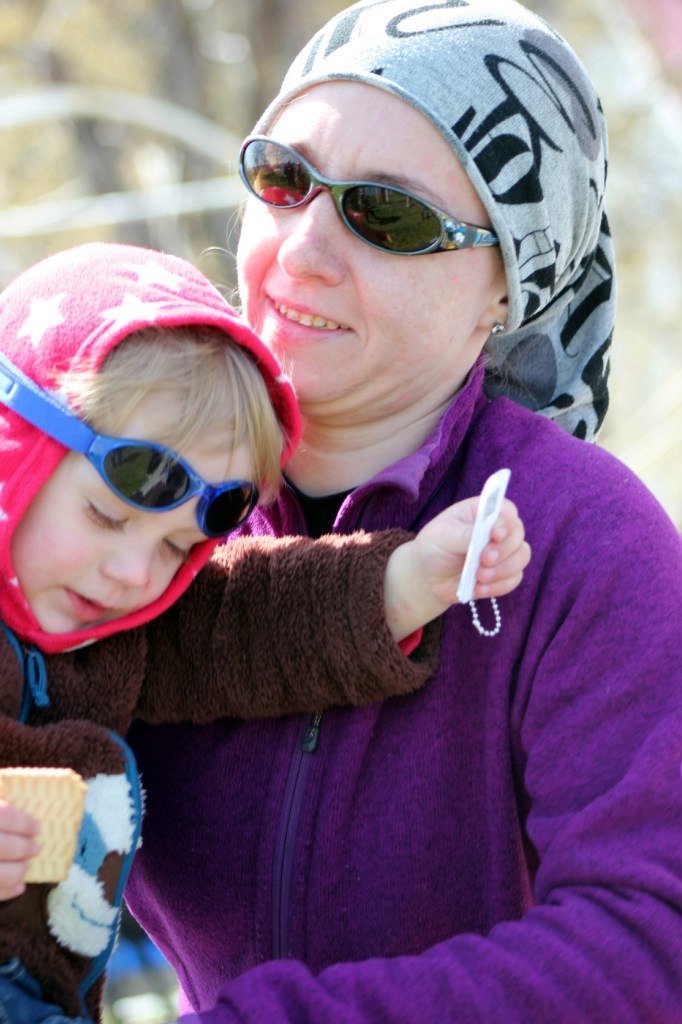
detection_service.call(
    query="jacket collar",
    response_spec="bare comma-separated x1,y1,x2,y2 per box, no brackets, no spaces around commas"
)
247,357,487,538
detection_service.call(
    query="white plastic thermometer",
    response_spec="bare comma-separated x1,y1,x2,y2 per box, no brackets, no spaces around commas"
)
456,468,511,604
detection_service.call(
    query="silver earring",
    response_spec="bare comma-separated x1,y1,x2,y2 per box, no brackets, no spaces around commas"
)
490,322,505,336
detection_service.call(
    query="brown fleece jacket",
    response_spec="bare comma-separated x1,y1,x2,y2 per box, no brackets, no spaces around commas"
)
0,530,438,1020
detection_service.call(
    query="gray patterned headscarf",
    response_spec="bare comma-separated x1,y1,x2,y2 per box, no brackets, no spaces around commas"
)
254,0,615,440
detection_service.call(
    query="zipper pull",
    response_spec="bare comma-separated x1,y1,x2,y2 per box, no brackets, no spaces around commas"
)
25,645,50,707
301,711,323,753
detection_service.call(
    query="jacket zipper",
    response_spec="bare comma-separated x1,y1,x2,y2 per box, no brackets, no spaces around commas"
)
270,486,334,957
272,710,323,958
78,731,143,1012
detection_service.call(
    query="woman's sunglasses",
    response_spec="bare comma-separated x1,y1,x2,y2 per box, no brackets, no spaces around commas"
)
239,135,499,256
0,353,258,539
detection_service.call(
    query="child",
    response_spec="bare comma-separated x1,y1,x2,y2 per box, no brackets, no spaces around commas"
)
0,243,529,1024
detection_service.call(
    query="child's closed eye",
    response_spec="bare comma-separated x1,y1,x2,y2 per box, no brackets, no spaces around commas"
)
162,538,191,561
86,502,125,532
87,500,194,561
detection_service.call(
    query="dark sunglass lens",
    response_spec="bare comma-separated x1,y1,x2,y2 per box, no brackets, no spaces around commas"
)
203,485,255,536
244,141,310,207
343,186,441,252
104,446,189,507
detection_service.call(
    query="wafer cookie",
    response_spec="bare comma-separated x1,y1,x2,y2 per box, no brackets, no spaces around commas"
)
0,767,87,882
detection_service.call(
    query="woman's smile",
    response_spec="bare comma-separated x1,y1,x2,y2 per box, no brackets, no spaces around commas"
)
275,300,349,331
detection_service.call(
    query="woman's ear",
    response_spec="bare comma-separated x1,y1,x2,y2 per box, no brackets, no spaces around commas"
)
490,259,509,329
480,272,509,337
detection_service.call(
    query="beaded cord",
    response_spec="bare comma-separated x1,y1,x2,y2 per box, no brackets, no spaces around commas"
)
469,597,502,637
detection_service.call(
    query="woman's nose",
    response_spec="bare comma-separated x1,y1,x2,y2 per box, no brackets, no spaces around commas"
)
277,191,347,284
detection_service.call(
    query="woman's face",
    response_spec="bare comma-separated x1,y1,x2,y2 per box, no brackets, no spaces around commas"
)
237,81,507,430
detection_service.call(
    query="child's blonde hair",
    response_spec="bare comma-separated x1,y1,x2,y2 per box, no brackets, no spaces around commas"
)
60,325,285,502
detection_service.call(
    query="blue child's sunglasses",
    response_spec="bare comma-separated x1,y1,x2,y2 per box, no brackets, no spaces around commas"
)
0,353,258,538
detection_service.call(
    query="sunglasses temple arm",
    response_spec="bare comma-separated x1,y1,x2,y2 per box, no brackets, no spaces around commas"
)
0,352,94,455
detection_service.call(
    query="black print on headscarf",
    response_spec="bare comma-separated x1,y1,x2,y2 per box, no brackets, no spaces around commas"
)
452,37,603,327
386,4,504,39
581,336,610,428
302,0,393,73
561,228,612,351
449,36,612,436
455,43,598,209
302,0,502,74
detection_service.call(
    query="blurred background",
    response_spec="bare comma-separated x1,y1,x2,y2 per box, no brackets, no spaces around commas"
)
1,0,680,1019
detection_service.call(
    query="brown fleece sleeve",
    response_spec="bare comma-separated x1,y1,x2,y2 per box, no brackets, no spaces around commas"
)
137,530,440,723
0,717,127,777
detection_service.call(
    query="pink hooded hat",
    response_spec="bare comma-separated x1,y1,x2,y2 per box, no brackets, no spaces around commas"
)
0,242,300,654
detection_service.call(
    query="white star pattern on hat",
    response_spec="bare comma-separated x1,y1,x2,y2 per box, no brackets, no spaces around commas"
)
125,261,185,293
98,293,168,331
19,294,66,347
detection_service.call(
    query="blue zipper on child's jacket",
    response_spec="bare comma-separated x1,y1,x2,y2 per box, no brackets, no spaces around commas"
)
1,621,50,722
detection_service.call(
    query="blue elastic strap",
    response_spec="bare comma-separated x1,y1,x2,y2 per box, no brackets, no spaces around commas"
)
0,351,94,454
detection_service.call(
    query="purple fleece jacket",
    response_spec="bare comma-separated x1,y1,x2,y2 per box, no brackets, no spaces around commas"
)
126,361,682,1023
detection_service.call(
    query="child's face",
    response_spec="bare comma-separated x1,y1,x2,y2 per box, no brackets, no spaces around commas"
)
10,396,254,635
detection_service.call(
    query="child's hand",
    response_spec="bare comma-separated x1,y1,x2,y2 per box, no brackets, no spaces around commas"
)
385,496,530,640
415,496,529,605
0,798,39,900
